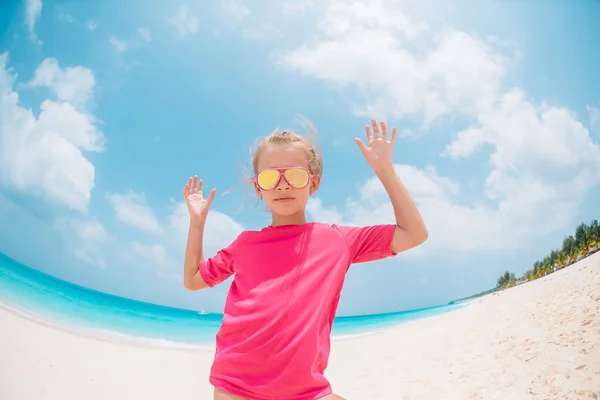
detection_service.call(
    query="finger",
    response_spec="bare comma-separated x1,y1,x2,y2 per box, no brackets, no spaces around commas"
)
391,127,397,144
354,138,369,158
198,179,203,195
184,177,192,196
206,188,216,209
192,176,198,193
365,125,373,142
380,121,388,141
371,119,380,139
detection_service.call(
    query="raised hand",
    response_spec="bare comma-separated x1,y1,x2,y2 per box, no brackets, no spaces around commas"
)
183,175,216,222
355,118,397,174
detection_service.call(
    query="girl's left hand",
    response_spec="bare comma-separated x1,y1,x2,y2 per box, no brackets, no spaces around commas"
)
355,118,397,174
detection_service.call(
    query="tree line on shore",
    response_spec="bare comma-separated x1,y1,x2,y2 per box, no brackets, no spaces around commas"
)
496,219,600,289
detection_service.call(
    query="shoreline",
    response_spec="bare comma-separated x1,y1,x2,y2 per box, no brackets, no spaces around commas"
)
0,296,467,352
2,252,599,399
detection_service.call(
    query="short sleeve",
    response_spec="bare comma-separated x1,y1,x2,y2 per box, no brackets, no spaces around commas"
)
333,224,397,264
198,236,240,287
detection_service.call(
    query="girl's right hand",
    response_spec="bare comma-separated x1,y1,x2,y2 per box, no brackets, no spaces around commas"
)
183,175,216,222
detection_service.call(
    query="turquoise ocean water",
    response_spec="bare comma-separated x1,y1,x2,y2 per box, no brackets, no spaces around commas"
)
0,252,465,349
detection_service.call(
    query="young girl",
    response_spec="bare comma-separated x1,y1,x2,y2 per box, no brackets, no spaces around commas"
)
182,119,428,400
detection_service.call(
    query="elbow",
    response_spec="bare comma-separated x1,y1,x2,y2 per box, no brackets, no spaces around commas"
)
413,227,429,246
183,273,208,291
183,280,194,291
183,277,199,291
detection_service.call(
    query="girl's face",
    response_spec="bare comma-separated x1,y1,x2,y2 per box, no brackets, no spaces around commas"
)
254,144,320,221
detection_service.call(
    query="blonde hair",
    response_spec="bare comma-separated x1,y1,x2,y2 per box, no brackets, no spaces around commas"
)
250,120,323,177
224,119,323,212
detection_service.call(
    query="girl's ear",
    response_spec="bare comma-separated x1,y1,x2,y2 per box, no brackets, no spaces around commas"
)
254,182,262,199
310,175,321,195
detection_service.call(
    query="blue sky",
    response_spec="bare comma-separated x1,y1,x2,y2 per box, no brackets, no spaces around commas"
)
0,0,599,316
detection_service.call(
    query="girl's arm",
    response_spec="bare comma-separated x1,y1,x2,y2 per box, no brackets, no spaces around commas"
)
376,167,428,254
355,119,428,254
182,176,214,291
183,219,209,291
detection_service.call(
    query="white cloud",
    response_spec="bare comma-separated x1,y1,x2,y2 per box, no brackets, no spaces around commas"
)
291,0,600,258
275,0,505,125
25,0,43,44
168,5,199,38
444,89,600,202
27,57,96,108
309,93,600,257
55,218,108,268
109,36,127,53
281,0,314,14
0,54,104,213
219,0,250,29
87,21,97,31
138,28,152,43
131,241,168,267
105,190,163,235
166,201,244,253
123,200,244,277
306,197,343,225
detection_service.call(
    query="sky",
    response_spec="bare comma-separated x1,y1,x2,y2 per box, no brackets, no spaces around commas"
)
0,0,599,316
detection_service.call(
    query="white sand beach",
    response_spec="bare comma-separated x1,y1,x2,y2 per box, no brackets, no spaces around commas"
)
1,252,599,400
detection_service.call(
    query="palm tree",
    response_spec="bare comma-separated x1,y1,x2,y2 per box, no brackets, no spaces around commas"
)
524,270,535,281
493,216,598,293
557,250,568,270
496,271,516,289
589,238,599,253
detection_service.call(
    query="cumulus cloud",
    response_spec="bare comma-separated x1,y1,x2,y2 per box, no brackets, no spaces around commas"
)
290,0,600,258
105,188,244,276
131,241,168,267
166,201,244,254
275,0,505,125
27,57,96,108
105,190,163,235
55,218,108,268
0,54,104,214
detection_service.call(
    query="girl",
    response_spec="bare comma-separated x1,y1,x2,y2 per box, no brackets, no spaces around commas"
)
182,119,428,400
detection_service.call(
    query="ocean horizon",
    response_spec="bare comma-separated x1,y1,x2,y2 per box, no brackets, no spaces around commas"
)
0,252,466,349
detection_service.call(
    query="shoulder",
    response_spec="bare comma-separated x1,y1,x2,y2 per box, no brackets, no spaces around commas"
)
309,222,351,243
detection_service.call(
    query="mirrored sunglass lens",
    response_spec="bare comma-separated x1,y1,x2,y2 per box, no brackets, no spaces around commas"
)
257,170,280,189
285,168,309,187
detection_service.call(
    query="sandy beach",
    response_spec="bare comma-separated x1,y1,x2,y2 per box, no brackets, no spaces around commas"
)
1,252,599,400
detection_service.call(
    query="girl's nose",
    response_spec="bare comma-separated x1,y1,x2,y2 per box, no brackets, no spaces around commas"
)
276,177,291,190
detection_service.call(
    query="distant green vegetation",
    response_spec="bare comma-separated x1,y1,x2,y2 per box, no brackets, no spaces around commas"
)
450,219,599,304
448,288,496,304
497,219,599,289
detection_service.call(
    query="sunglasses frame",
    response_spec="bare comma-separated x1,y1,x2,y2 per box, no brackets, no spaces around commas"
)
254,167,314,191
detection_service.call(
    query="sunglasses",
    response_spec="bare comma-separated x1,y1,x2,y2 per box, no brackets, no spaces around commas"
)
254,167,314,191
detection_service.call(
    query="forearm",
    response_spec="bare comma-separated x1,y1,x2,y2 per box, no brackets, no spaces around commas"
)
376,166,428,241
183,219,208,290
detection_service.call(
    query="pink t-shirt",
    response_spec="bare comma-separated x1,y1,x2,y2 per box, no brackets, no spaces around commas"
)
199,222,397,400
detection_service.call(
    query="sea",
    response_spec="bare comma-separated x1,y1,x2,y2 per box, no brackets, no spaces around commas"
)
0,252,466,349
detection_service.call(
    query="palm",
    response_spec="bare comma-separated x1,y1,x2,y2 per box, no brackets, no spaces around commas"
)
355,119,396,172
183,176,215,221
